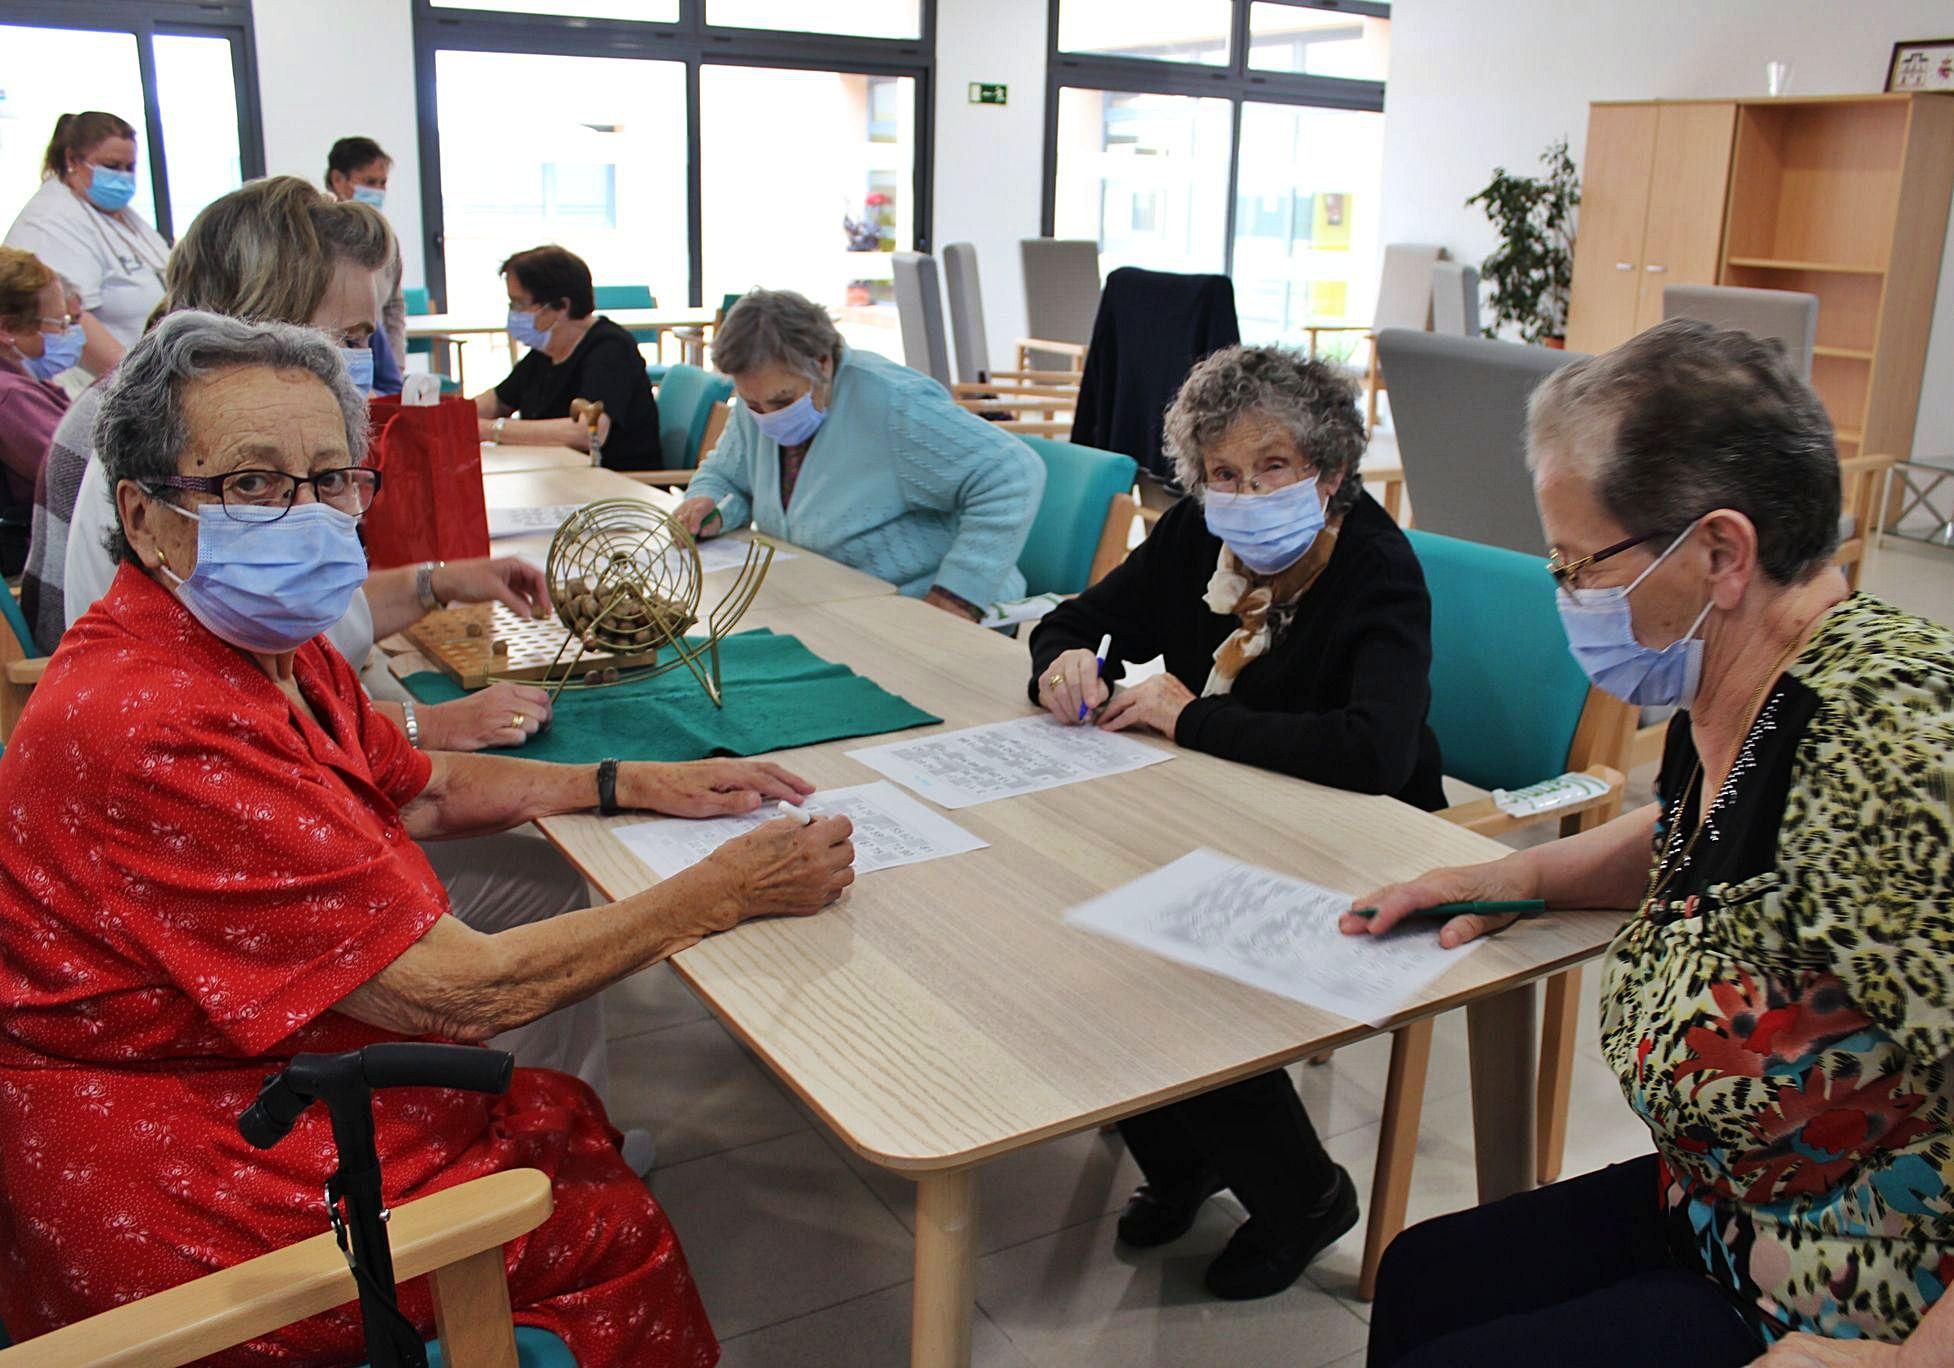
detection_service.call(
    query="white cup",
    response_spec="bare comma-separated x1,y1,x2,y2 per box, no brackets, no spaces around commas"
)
1766,61,1791,96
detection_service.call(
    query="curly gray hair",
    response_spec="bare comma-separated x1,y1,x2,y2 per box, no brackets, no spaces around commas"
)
1164,345,1367,514
97,309,370,564
712,288,845,382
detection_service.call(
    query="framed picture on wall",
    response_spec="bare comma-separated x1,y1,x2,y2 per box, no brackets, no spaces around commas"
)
1886,39,1954,91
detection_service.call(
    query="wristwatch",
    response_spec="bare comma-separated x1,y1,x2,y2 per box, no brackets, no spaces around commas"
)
401,698,422,748
415,560,446,612
596,757,621,816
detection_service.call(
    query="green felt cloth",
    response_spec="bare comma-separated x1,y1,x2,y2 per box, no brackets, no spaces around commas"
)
401,629,939,763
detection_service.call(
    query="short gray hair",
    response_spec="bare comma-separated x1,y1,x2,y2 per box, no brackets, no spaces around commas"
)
1164,345,1367,514
97,309,369,564
712,288,844,381
1526,318,1839,584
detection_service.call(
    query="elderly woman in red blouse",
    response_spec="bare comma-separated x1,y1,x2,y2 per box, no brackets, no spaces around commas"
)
0,310,856,1366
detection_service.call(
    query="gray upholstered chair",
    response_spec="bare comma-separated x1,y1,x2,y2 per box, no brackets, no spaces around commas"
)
938,242,1080,430
892,251,953,388
1372,329,1587,555
1018,238,1102,372
1431,260,1482,338
1662,283,1818,379
942,241,989,384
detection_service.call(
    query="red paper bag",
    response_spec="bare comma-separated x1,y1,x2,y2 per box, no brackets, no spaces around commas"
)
362,394,490,569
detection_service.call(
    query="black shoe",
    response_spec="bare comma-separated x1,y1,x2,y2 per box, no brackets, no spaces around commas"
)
1115,1171,1225,1248
1203,1165,1359,1300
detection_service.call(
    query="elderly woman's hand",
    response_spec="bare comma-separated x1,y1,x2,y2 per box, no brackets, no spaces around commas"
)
705,813,856,919
1098,674,1195,739
673,496,722,539
1746,1335,1904,1367
422,682,553,751
1037,648,1110,725
436,557,552,619
1339,859,1539,950
622,759,815,818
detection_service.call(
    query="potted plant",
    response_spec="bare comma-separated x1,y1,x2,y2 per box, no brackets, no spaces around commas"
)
1466,139,1579,345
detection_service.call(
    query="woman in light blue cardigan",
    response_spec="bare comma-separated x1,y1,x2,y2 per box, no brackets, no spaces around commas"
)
674,289,1044,618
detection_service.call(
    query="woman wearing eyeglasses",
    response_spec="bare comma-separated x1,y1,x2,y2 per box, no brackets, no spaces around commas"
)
0,312,855,1366
1351,319,1954,1367
0,246,77,574
2,111,170,376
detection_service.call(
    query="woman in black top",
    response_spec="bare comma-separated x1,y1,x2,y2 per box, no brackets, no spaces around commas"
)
473,244,662,469
1026,345,1443,1300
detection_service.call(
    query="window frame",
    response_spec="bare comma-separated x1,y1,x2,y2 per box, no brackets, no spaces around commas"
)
0,0,266,241
411,0,937,310
1040,0,1386,278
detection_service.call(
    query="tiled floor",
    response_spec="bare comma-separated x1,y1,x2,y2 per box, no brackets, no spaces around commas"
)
609,533,1954,1367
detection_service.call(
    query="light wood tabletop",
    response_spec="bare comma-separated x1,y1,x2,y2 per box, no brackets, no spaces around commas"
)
477,443,590,477
479,463,896,610
535,592,1626,1367
405,307,717,339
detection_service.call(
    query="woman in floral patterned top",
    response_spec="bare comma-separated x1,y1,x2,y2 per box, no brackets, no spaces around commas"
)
1347,319,1954,1368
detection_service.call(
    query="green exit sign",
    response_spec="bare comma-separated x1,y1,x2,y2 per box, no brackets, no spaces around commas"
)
968,82,1008,105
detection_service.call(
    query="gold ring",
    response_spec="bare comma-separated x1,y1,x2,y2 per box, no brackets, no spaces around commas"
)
512,712,526,729
1048,673,1064,688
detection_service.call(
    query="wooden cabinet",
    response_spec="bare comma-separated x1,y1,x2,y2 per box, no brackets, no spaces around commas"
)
1565,101,1734,353
1565,93,1954,466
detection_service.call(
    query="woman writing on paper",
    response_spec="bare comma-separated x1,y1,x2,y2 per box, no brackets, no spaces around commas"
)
1353,320,1954,1367
1025,344,1445,1301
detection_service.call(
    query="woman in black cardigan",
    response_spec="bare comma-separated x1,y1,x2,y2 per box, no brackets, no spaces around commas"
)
1026,345,1444,1301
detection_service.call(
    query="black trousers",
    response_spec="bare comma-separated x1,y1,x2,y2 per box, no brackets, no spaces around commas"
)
1368,1155,1763,1368
1118,1067,1336,1224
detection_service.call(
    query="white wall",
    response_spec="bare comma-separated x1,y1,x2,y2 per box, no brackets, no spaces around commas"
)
253,0,426,288
931,0,1050,372
1381,0,1954,455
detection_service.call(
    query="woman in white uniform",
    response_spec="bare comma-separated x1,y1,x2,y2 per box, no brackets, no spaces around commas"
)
3,112,170,375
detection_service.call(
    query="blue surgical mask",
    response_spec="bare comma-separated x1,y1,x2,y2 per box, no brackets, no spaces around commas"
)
158,500,369,654
1556,523,1714,709
749,389,826,447
85,165,138,212
507,308,552,350
340,346,375,394
22,325,84,381
350,185,386,210
1202,478,1326,575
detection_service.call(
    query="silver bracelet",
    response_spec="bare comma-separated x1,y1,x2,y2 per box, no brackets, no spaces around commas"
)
492,416,508,444
401,698,422,748
415,560,445,612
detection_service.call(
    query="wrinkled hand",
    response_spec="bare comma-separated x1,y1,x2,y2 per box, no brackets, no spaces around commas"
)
435,557,552,619
1338,860,1535,950
673,496,722,539
1748,1335,1903,1368
623,759,815,818
708,813,856,921
1036,648,1109,726
1098,673,1195,739
424,682,552,751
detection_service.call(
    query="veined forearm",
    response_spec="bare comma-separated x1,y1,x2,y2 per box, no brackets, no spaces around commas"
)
1510,802,1659,911
406,752,600,840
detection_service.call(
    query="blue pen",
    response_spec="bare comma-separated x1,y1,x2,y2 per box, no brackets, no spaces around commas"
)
1081,632,1112,721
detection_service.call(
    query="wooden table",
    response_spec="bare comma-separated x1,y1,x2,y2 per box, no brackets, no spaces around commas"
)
536,593,1622,1368
479,464,896,611
478,443,591,477
405,309,720,388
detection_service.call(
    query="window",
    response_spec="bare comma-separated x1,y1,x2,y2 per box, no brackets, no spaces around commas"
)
1046,0,1388,345
413,1,934,320
0,4,262,240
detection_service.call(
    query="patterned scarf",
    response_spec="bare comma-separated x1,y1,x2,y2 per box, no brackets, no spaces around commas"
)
1200,515,1342,696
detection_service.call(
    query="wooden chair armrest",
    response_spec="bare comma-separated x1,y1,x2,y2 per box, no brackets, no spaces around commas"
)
1304,323,1372,334
0,1169,553,1368
6,656,48,685
1014,337,1088,360
985,369,1086,385
950,383,1079,402
1839,451,1898,477
1437,765,1626,838
990,419,1075,437
623,469,697,487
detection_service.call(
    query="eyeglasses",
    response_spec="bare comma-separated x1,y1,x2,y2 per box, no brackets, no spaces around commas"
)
1206,464,1313,495
1545,529,1667,593
150,467,382,522
37,315,78,333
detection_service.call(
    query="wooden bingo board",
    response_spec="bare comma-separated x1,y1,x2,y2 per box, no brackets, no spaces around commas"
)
404,601,670,689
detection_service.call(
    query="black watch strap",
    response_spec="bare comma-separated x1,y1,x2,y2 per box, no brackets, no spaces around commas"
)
596,757,621,816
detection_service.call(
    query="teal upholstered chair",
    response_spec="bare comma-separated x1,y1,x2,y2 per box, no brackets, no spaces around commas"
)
654,363,735,472
595,285,660,377
1351,529,1634,1299
0,1170,572,1366
400,286,461,394
1015,435,1139,595
1,587,42,741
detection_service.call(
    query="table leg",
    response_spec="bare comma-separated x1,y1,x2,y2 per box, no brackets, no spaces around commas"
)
912,1168,979,1368
1466,984,1538,1205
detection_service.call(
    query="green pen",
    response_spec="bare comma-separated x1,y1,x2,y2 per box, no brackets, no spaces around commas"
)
1351,899,1548,920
